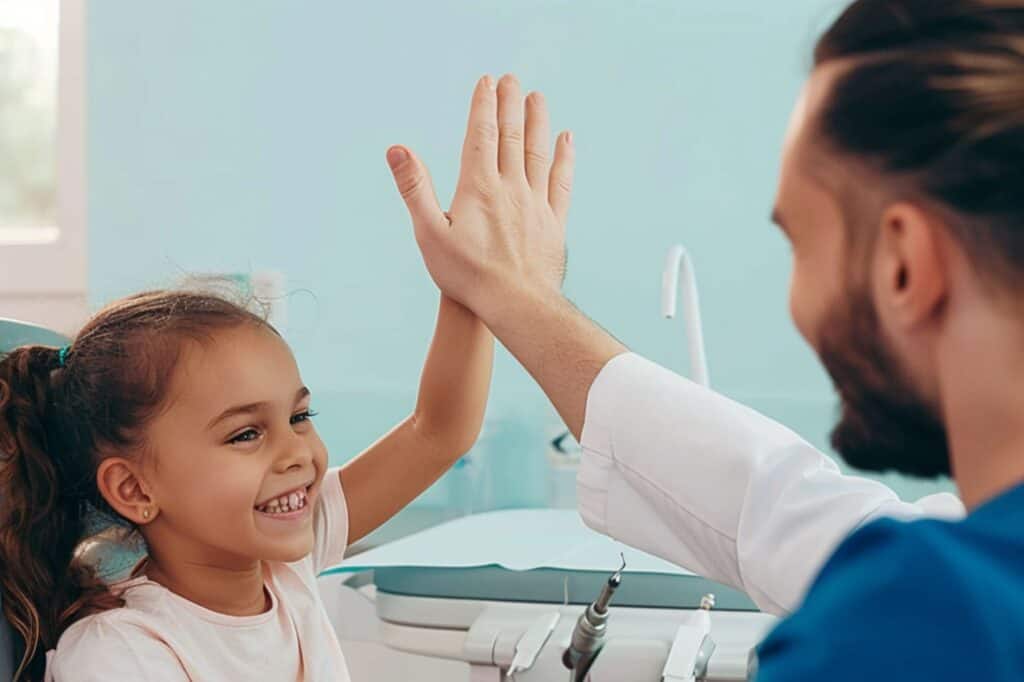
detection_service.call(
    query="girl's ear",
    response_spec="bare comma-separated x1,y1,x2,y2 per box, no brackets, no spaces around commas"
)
96,458,159,523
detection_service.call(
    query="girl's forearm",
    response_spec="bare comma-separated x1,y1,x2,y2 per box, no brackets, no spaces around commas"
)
338,295,493,544
411,294,494,455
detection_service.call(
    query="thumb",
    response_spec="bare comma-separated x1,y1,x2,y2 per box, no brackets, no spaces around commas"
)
386,146,445,230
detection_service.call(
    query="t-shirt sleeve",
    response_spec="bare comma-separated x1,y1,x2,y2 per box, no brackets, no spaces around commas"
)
46,616,189,682
755,518,984,681
311,467,350,574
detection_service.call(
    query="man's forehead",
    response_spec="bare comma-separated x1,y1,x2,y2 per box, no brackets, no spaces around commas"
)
778,61,876,203
784,64,847,168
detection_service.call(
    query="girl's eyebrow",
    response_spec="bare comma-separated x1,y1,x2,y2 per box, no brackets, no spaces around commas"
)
206,386,311,430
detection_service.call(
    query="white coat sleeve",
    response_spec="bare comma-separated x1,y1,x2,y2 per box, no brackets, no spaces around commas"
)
576,353,964,615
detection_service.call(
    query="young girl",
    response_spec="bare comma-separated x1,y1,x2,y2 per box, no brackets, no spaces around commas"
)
0,288,493,681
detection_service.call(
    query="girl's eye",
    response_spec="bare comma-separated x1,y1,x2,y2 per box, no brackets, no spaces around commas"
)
227,410,317,444
291,409,318,425
229,428,261,444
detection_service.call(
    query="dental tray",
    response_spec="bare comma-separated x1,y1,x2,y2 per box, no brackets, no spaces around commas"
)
371,565,758,611
323,509,760,612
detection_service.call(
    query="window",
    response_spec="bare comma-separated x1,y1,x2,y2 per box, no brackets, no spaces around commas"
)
0,0,86,333
0,0,59,245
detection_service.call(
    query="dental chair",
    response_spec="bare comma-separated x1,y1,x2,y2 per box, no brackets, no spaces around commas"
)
0,318,73,681
320,510,774,681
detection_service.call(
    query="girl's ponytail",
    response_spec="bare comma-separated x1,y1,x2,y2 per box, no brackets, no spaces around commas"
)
0,346,118,681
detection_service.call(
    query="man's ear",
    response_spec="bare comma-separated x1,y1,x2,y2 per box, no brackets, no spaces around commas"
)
874,201,948,331
96,457,159,524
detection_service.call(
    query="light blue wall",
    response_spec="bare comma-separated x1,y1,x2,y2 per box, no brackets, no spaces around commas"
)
86,0,952,507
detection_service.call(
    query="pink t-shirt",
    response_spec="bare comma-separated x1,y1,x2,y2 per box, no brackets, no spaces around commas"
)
45,468,351,681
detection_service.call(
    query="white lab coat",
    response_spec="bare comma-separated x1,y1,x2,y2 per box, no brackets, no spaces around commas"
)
576,353,965,616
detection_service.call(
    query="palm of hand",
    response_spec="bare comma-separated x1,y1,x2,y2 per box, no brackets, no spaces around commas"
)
388,74,575,317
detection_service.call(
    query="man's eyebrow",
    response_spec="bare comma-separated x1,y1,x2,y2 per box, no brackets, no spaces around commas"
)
207,386,311,430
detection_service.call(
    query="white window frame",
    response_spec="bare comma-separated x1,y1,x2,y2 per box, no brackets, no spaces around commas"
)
0,0,87,329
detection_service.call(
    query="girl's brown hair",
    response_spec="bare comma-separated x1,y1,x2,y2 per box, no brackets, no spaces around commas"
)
0,289,269,680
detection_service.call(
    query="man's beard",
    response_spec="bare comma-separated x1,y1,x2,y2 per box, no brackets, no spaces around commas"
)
818,289,951,478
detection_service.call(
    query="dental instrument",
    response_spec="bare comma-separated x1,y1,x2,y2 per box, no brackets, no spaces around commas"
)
562,555,626,681
507,612,562,678
661,594,716,682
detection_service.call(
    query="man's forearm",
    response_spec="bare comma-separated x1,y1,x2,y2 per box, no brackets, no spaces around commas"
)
482,287,627,440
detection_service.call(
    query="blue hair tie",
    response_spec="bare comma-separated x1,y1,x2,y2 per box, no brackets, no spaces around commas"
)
57,346,70,367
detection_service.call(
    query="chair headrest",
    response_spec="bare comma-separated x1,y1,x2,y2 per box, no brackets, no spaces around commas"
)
0,317,71,354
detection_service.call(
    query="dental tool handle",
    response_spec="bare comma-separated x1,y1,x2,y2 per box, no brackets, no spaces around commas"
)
661,593,717,682
563,606,607,682
564,564,624,681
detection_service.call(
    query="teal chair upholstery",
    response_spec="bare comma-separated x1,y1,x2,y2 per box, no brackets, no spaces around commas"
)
0,318,70,353
0,318,71,681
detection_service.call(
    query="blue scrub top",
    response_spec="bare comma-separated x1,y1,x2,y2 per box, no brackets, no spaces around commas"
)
756,481,1024,680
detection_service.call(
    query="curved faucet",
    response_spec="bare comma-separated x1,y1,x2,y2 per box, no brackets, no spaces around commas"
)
661,245,710,388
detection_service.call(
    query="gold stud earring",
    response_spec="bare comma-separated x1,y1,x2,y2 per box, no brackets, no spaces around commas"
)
142,508,150,520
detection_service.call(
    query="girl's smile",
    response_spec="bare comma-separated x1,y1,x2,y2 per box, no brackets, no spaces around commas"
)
254,481,317,526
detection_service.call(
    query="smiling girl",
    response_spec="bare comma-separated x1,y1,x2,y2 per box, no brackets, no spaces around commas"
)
0,289,492,681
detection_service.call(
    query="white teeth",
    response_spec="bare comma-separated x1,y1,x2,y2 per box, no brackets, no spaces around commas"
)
257,487,308,514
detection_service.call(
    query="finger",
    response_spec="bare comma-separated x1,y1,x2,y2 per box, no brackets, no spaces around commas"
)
386,145,447,232
549,131,575,228
524,91,552,194
459,75,499,184
497,74,526,180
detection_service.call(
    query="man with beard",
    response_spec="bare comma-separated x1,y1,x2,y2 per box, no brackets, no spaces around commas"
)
387,0,1024,678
